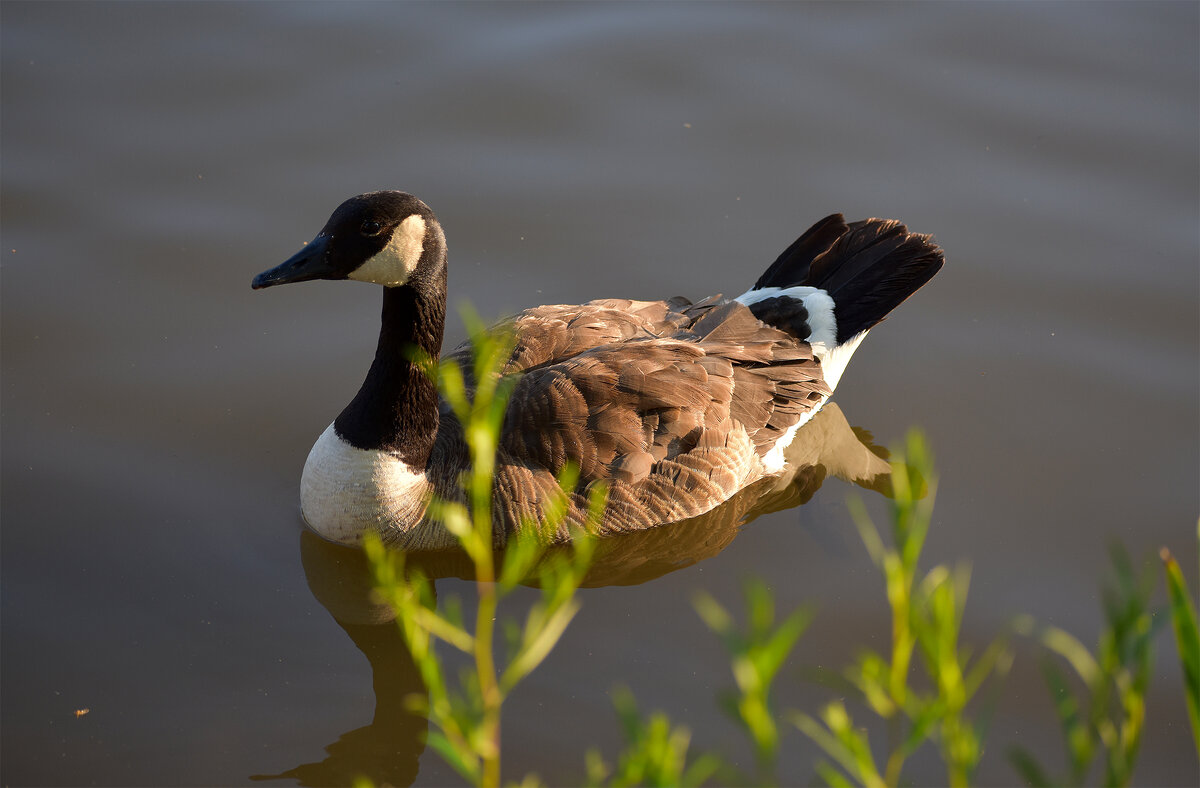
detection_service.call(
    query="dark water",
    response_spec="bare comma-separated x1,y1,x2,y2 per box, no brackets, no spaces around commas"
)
3,2,1196,785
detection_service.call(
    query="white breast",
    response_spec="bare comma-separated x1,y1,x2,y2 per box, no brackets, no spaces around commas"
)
299,422,430,544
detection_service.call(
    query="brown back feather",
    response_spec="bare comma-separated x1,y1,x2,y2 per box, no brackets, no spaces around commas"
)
433,297,827,541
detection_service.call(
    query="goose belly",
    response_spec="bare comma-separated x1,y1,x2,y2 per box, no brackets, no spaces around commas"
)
299,422,430,545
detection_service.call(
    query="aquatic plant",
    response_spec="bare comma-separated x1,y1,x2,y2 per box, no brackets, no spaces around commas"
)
364,316,605,788
1007,526,1199,788
583,686,723,788
1007,545,1157,788
1161,524,1200,755
789,431,1012,788
693,578,812,784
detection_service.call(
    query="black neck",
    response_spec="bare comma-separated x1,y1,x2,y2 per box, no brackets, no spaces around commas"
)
334,270,446,465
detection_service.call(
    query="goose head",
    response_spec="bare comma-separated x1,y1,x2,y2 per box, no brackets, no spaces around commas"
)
252,191,445,290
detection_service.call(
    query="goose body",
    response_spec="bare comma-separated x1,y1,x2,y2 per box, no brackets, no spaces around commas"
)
253,192,944,550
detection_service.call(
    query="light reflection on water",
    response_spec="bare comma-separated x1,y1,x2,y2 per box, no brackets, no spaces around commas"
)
2,2,1196,785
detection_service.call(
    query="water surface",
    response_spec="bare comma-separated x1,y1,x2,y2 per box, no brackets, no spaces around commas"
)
3,2,1197,785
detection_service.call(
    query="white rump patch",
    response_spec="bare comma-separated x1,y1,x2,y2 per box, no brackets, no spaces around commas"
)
816,329,867,392
760,409,819,473
758,329,870,474
738,285,871,473
348,213,426,286
300,422,430,544
737,284,867,390
736,286,837,352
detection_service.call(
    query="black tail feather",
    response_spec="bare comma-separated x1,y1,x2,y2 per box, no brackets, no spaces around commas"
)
808,220,943,343
754,215,944,345
753,213,849,290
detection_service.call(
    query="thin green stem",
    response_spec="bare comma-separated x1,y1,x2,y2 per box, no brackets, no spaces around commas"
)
476,581,501,788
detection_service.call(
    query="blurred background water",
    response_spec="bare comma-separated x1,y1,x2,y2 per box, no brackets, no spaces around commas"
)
2,2,1196,785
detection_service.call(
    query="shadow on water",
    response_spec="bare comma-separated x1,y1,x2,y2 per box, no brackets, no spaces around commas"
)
253,403,890,786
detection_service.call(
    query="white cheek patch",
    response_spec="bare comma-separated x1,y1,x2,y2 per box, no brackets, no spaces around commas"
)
348,213,426,286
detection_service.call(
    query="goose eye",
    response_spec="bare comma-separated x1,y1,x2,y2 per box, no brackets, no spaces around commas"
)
360,220,383,237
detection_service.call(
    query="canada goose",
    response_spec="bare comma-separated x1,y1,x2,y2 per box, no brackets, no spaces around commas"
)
253,191,943,550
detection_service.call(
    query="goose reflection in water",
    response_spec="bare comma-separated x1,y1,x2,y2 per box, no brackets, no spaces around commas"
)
252,402,890,787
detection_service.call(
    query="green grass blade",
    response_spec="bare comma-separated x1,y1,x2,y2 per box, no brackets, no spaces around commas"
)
500,598,582,693
902,698,946,757
1007,746,1053,787
497,534,538,590
584,748,611,786
848,495,886,569
611,685,644,742
814,760,857,788
1162,544,1200,755
746,578,775,642
692,591,736,644
964,636,1014,703
1039,657,1092,775
757,606,813,683
680,752,724,787
792,711,872,786
426,729,482,784
1041,625,1102,687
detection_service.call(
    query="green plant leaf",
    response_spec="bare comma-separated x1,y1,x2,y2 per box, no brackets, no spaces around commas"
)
680,752,724,787
1038,657,1091,775
498,530,543,590
426,729,482,784
584,748,610,787
746,578,775,641
692,591,734,640
1161,543,1200,756
437,355,469,419
1007,747,1053,788
610,686,643,742
757,607,813,684
594,687,718,788
501,598,582,693
814,759,856,788
798,703,887,788
849,495,886,569
846,651,895,717
1041,625,1102,688
964,636,1014,703
792,711,863,784
901,697,947,758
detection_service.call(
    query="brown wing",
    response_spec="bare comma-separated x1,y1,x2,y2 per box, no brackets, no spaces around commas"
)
483,300,826,534
436,297,830,538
